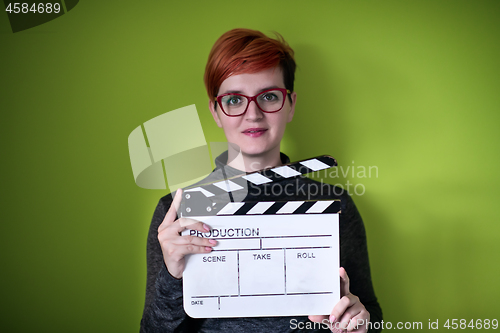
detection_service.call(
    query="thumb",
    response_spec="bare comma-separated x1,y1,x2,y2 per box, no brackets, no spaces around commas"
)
340,267,350,297
158,188,183,232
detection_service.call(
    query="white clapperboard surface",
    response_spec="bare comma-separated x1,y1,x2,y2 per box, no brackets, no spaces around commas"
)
180,156,340,318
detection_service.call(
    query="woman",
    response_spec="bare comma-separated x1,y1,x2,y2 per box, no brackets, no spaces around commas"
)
141,28,382,332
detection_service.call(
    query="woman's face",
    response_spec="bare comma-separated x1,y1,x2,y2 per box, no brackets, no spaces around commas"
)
209,67,296,162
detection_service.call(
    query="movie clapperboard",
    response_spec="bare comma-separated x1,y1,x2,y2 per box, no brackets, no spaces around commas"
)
180,155,341,318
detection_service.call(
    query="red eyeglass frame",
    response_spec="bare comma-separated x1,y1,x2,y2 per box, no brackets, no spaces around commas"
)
215,88,291,117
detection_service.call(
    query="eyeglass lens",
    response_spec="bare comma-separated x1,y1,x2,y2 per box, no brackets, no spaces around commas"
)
220,89,285,116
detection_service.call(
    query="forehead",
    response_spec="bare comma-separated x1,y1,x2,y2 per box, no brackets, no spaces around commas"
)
218,67,285,94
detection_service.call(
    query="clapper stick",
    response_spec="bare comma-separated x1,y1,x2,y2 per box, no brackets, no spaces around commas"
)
181,155,337,217
182,195,341,218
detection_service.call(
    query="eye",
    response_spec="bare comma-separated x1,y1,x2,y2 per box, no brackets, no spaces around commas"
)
229,96,241,104
260,92,279,102
223,95,243,106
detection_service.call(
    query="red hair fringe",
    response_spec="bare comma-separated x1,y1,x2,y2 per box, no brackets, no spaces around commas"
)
204,29,295,102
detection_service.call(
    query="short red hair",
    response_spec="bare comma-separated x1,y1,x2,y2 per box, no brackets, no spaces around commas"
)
204,28,296,102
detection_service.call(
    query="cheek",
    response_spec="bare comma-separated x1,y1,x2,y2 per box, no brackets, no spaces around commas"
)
220,118,239,136
275,115,290,131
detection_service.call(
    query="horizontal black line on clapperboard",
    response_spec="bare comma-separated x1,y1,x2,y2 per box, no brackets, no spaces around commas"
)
212,246,332,252
204,234,332,240
190,291,334,299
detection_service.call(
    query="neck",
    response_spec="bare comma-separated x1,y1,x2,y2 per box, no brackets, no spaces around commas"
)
226,145,283,173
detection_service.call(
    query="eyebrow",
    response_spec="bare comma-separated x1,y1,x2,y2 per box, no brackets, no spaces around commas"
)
219,86,282,96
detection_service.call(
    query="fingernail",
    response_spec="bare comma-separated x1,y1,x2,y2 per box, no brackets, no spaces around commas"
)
329,315,336,323
209,239,217,245
205,247,212,252
203,224,210,231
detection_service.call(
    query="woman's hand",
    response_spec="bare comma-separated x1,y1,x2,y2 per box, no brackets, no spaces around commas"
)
157,188,217,279
309,267,370,332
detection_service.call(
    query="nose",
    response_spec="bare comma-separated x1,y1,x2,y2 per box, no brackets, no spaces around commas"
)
245,100,264,121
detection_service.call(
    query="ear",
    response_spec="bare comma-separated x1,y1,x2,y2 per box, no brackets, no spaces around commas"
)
209,99,223,128
287,91,297,123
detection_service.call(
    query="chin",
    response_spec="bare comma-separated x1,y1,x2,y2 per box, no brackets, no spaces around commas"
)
241,143,278,157
240,147,267,157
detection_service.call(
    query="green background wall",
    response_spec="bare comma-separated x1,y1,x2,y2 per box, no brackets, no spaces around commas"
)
1,0,499,331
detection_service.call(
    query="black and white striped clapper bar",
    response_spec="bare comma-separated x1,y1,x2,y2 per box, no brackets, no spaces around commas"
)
180,155,342,318
181,155,339,217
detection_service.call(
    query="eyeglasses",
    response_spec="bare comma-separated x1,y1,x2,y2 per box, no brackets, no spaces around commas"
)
215,88,291,117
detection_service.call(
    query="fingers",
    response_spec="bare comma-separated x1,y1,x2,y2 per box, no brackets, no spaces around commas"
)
336,296,362,331
159,219,216,247
170,242,214,259
331,294,359,326
171,231,217,248
157,189,218,279
172,218,210,235
330,294,370,332
160,217,217,248
308,315,346,333
159,219,217,279
159,188,184,232
340,266,350,297
179,217,207,228
346,311,370,332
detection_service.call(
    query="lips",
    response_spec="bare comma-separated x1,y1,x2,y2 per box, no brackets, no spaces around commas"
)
242,128,267,133
242,128,267,137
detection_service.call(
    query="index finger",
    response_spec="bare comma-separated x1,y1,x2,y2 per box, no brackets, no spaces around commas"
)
159,188,183,231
